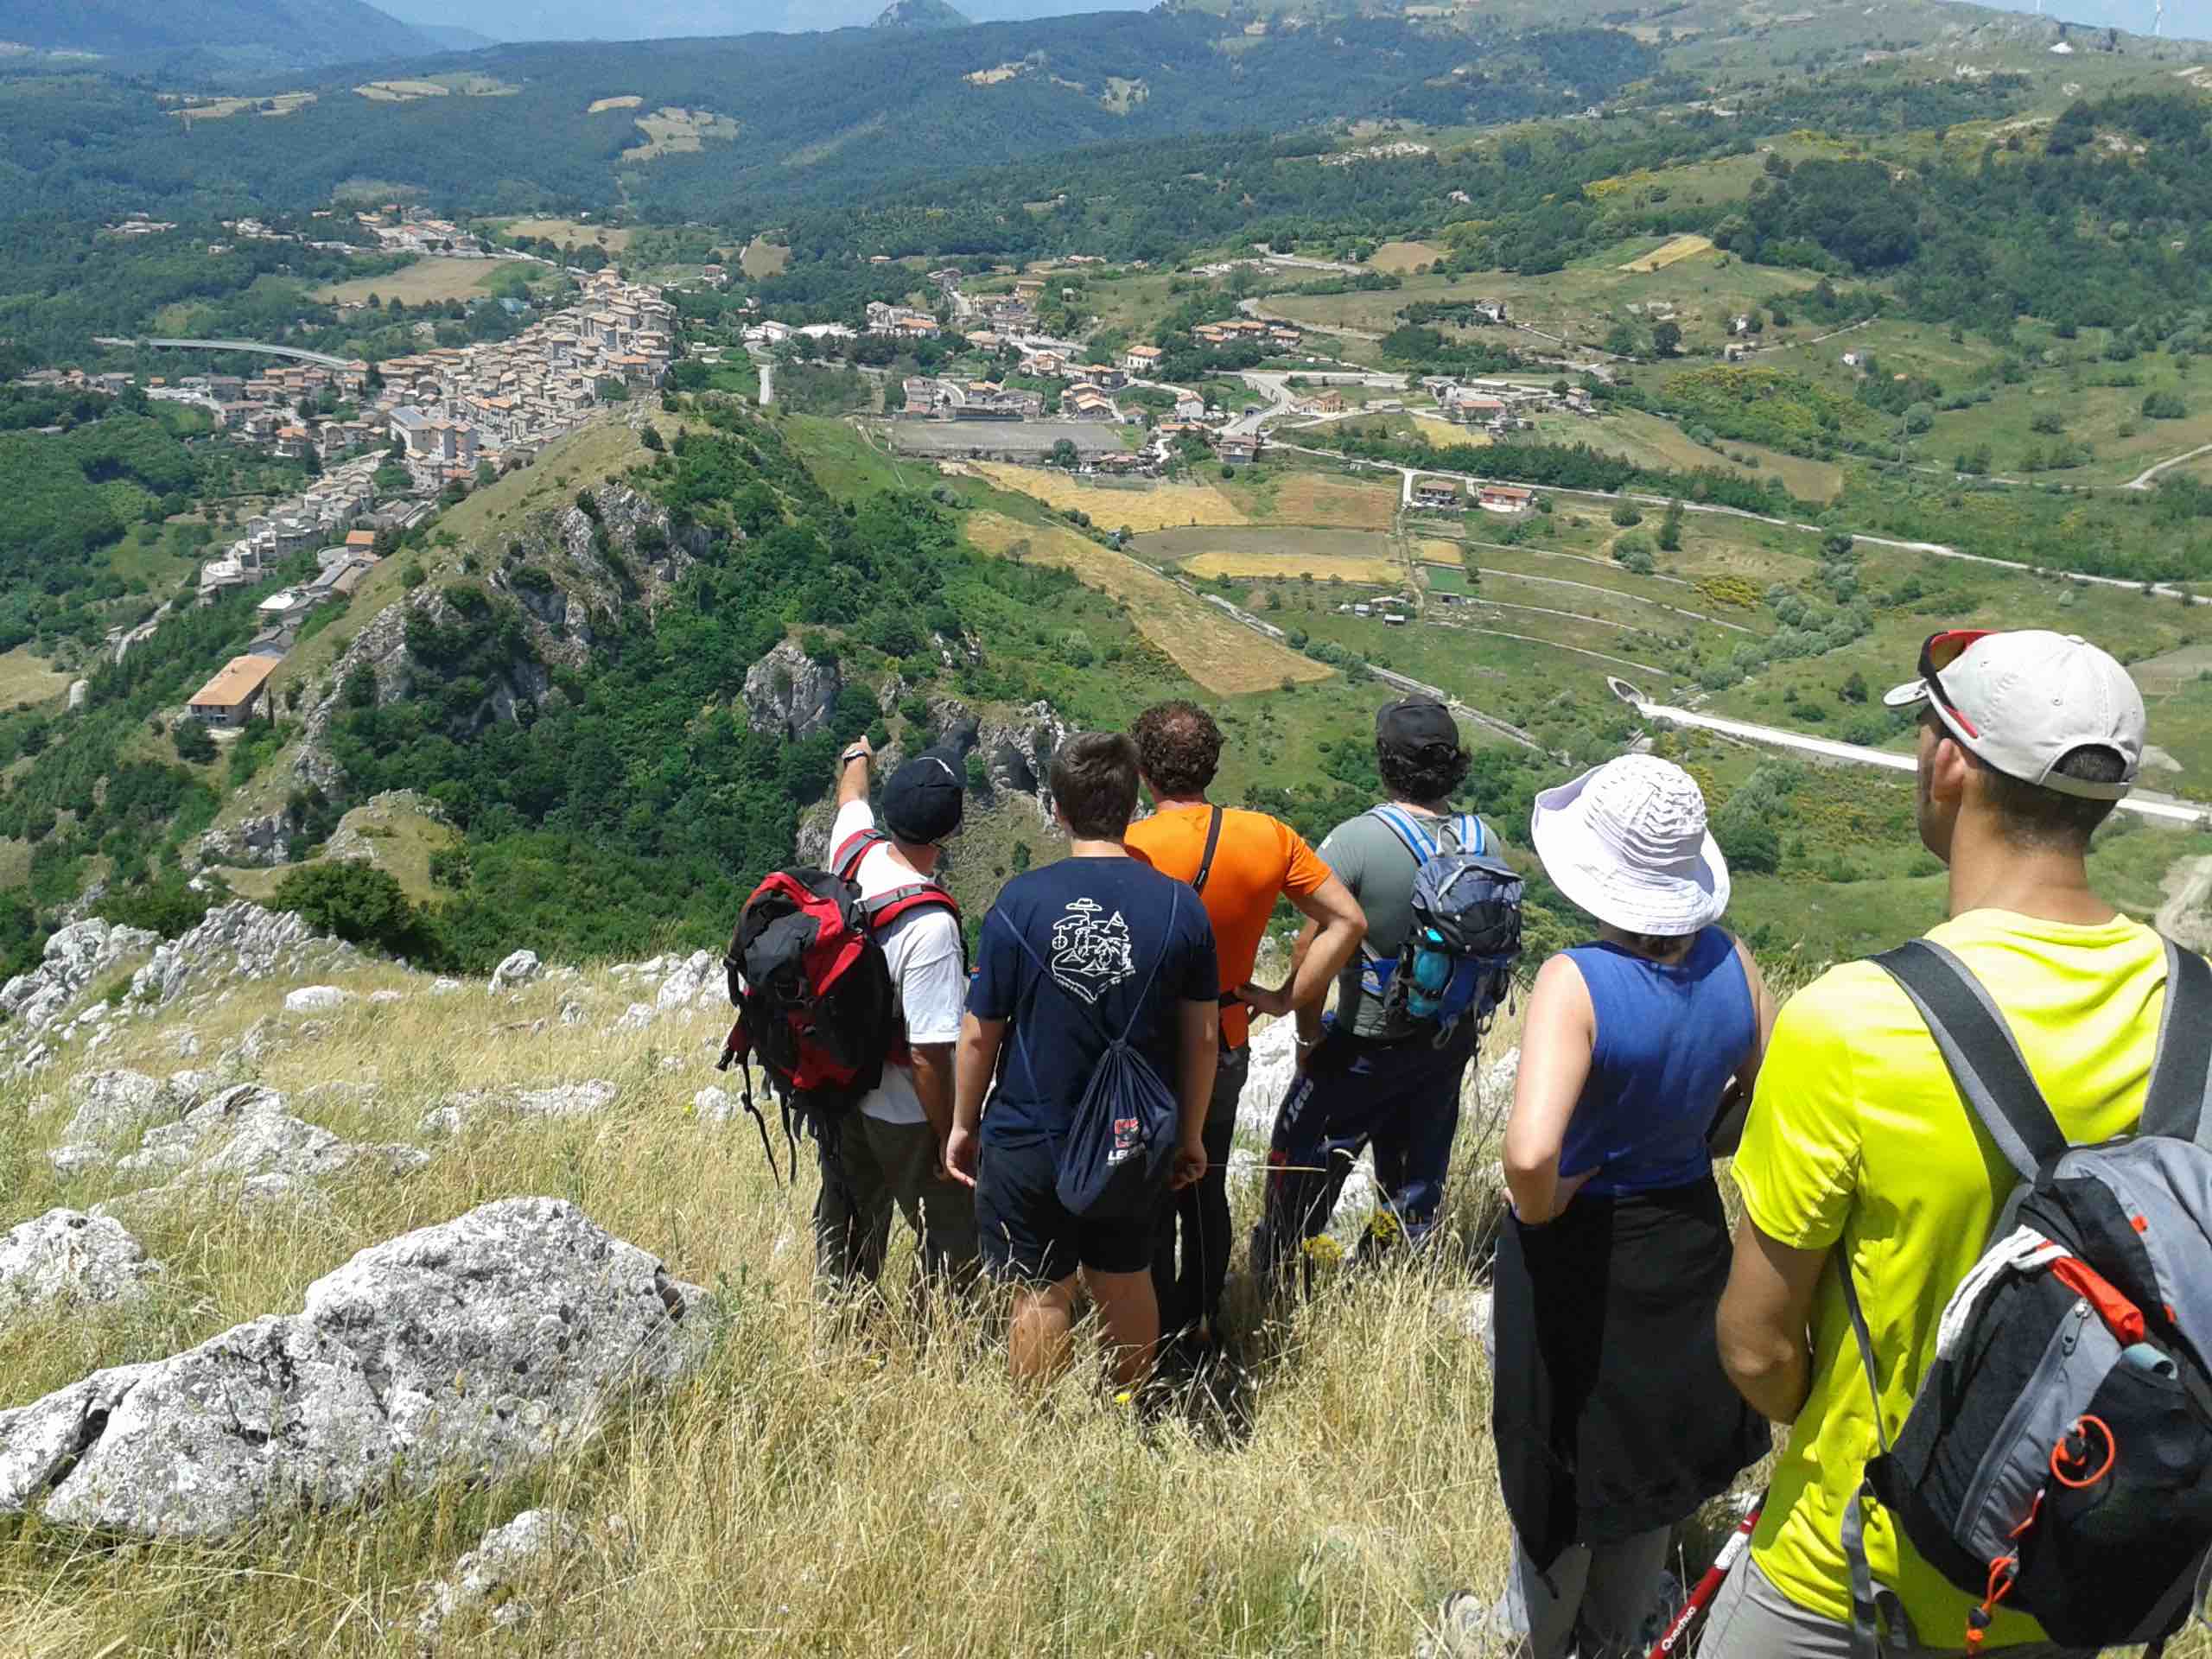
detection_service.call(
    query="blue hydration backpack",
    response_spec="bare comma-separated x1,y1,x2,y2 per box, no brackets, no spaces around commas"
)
1361,806,1523,1045
1002,885,1185,1221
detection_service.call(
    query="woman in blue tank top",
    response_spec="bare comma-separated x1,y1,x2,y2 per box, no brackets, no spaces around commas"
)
1437,756,1777,1659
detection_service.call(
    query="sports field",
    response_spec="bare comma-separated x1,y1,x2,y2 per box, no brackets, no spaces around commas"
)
315,258,531,306
965,512,1331,695
971,463,1249,531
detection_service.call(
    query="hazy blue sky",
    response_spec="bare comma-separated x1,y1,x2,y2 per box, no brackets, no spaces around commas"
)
380,0,2208,43
381,0,1155,38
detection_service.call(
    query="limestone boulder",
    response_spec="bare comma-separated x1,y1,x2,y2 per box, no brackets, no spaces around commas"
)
0,1211,157,1323
0,1199,708,1539
489,950,542,994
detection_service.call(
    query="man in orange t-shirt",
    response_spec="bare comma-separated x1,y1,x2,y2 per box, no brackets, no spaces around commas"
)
1125,701,1367,1351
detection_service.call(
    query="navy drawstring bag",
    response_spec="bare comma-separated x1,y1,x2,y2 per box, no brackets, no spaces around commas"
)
1002,885,1184,1221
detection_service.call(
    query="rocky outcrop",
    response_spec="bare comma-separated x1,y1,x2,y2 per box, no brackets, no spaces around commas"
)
320,789,451,867
419,1079,618,1137
284,986,353,1014
742,639,842,741
969,700,1074,818
79,1084,428,1207
0,1211,158,1323
490,950,543,994
0,919,157,1038
195,813,288,870
0,1199,708,1539
417,1509,611,1639
48,1067,213,1176
129,902,349,1011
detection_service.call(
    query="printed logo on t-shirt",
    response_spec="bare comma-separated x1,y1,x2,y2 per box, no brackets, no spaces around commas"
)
1047,897,1135,1005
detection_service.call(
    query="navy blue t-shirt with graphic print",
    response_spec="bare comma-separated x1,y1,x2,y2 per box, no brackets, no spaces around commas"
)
967,855,1218,1147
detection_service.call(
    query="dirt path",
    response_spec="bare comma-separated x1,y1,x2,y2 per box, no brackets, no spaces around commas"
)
2126,442,2212,492
2156,855,2212,951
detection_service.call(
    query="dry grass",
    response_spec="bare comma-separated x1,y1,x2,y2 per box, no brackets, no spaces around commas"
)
504,217,633,251
1369,240,1449,275
353,79,451,100
1411,416,1489,449
623,108,740,162
740,237,791,279
1618,234,1715,274
966,512,1330,694
316,257,528,306
971,463,1249,531
1258,473,1401,531
1185,551,1402,582
0,645,72,709
166,91,315,121
0,953,1560,1659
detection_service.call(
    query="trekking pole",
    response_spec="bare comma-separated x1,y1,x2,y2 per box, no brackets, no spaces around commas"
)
1647,1496,1763,1659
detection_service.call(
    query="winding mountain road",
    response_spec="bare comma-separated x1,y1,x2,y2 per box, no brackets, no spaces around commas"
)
1616,684,2209,829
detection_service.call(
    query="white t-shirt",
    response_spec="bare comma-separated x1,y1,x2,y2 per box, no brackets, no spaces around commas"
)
830,800,965,1126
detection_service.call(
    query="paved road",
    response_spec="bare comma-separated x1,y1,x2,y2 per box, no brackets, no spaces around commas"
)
1624,691,2209,828
2127,442,2212,492
144,338,354,369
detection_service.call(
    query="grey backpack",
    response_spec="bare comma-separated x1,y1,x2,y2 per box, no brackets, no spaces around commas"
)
1836,938,2212,1656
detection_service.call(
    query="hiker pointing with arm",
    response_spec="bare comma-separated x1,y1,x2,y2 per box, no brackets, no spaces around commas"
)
947,732,1217,1392
1123,700,1365,1359
811,736,979,1301
1430,755,1773,1659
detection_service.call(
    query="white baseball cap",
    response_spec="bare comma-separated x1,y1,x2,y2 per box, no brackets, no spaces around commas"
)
1884,630,2145,801
1529,754,1731,937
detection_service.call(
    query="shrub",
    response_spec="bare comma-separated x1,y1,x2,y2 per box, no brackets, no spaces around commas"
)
2144,391,2189,421
172,720,218,765
270,861,423,958
1610,502,1643,528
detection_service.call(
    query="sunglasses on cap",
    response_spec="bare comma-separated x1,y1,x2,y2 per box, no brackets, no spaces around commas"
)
1916,628,1993,739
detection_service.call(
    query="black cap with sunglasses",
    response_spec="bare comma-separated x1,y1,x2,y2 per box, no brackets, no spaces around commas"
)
1376,696,1464,765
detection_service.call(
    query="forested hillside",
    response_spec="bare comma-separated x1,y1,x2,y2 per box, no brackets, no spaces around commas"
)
0,14,1657,226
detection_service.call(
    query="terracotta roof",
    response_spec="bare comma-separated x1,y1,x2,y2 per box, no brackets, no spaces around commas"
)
189,655,280,711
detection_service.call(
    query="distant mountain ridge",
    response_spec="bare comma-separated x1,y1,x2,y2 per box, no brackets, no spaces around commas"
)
0,0,435,69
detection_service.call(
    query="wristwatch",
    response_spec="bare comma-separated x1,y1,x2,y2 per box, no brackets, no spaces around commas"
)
839,744,869,767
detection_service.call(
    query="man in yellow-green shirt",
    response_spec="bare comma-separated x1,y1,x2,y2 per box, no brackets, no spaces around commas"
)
1707,630,2174,1659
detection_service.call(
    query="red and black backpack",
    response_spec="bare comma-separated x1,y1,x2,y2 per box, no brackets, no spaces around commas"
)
717,830,962,1177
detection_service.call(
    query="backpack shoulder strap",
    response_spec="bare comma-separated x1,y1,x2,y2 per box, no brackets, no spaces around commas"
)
1450,813,1484,856
1113,883,1181,1046
1367,803,1438,863
832,827,887,880
859,882,960,931
1873,938,2068,1181
1192,805,1225,897
2141,938,2212,1147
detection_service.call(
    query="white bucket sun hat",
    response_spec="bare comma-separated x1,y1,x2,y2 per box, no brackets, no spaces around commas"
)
1529,754,1731,938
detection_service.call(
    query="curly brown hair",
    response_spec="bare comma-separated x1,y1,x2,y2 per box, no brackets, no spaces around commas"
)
1129,700,1224,799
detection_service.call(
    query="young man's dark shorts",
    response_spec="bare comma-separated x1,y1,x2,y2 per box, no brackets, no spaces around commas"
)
976,1133,1155,1285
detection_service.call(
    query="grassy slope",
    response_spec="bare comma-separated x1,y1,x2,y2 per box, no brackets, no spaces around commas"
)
0,954,1550,1659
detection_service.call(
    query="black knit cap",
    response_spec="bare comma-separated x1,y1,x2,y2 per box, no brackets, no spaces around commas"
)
1375,697,1461,763
882,746,966,844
